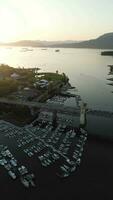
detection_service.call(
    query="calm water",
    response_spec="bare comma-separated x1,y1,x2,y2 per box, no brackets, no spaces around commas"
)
0,47,113,111
0,48,113,199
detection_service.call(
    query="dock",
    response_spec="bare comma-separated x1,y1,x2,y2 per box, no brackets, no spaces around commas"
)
101,51,113,56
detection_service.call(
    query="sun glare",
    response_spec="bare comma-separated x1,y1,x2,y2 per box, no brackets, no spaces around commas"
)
0,7,21,42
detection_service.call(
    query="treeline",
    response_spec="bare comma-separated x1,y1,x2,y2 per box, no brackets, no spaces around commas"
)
0,79,18,97
0,64,35,82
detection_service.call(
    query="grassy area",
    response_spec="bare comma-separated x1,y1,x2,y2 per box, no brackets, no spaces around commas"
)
37,72,69,83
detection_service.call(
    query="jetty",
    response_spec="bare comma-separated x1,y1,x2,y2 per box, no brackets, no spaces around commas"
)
101,51,113,56
80,102,87,127
0,97,112,118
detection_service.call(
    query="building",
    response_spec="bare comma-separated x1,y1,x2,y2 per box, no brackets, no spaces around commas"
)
10,73,20,80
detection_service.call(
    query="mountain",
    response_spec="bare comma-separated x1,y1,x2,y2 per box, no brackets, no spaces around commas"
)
1,40,78,48
1,32,113,49
6,40,45,47
48,32,113,49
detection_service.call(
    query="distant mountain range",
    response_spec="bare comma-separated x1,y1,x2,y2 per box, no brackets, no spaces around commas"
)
1,32,113,49
0,40,80,47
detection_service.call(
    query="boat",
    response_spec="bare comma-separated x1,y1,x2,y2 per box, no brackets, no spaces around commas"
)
56,171,70,178
108,65,113,74
55,49,60,52
8,170,16,179
20,176,29,188
20,48,33,52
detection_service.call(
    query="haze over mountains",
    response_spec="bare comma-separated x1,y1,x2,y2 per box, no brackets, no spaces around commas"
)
1,32,113,49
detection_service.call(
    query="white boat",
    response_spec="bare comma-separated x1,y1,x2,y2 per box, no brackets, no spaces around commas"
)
20,177,29,188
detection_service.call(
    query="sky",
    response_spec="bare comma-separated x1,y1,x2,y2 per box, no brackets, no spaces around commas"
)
0,0,113,42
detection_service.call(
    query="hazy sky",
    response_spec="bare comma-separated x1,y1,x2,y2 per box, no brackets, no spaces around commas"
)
0,0,113,42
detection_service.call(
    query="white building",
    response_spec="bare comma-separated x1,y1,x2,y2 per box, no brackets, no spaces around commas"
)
10,73,20,80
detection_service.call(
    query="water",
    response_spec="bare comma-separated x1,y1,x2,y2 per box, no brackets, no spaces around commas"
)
0,47,112,198
0,47,113,111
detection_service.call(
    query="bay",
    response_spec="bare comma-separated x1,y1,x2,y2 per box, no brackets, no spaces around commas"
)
0,47,113,111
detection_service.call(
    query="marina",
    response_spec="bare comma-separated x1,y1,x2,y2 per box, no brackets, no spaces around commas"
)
0,49,112,199
0,102,87,188
0,145,35,187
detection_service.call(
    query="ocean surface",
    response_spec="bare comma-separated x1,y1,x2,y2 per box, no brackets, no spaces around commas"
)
0,47,113,111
